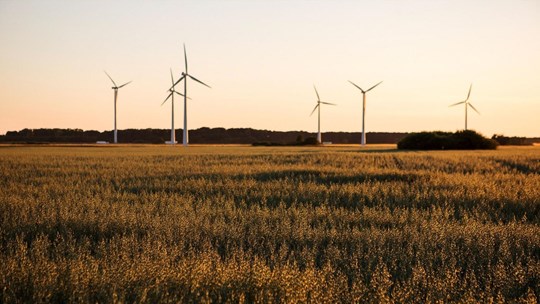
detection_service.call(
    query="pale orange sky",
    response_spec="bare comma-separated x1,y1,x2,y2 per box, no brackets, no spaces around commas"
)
0,0,539,137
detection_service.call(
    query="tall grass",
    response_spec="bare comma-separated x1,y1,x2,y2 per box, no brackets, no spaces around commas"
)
1,146,539,303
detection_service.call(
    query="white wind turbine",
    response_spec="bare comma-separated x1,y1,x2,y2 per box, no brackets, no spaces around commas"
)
162,69,188,144
449,83,480,130
105,71,131,144
170,44,211,146
348,80,382,146
310,85,336,144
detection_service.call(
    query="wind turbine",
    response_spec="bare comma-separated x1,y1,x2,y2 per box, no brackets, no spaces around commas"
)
170,44,211,146
449,83,480,130
162,69,188,144
105,71,131,144
348,80,382,146
310,85,336,144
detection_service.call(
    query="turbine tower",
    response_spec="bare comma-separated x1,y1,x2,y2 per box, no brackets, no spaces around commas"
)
348,80,382,146
310,85,336,144
162,69,188,144
449,83,480,130
105,71,131,144
171,44,211,147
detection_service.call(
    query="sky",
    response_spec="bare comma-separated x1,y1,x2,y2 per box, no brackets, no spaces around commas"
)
0,0,539,137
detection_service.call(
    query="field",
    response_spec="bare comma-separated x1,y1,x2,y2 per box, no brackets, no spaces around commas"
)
1,145,539,303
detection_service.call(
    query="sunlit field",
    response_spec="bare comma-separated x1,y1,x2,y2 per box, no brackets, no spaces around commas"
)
1,145,539,303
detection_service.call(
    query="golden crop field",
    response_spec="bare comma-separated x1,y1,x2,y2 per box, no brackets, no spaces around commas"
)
1,145,539,303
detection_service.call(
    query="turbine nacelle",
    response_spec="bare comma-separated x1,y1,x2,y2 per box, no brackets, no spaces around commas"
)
104,71,131,90
449,83,480,114
310,86,336,115
163,70,191,106
348,80,383,94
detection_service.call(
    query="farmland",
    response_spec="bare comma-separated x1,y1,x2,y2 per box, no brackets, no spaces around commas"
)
1,145,539,303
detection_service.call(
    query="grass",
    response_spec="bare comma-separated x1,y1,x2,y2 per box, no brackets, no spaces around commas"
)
1,145,539,303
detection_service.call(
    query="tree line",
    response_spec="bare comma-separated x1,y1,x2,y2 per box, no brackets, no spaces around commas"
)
0,128,407,144
1,128,537,145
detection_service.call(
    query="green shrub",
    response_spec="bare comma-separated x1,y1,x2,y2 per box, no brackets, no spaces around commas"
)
492,134,532,146
398,130,498,150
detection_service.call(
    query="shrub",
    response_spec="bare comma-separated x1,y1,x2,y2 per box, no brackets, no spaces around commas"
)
492,134,531,146
398,130,498,150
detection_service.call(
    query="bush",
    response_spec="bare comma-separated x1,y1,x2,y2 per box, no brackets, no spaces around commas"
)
492,135,531,146
398,130,498,150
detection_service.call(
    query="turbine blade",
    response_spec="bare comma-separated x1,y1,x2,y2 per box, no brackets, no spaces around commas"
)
321,102,337,106
348,80,365,93
170,68,175,86
466,83,472,101
184,43,188,74
104,71,117,87
468,103,480,114
188,74,211,88
174,91,191,100
170,74,186,90
313,85,320,101
310,104,319,116
161,93,173,106
365,81,383,92
449,101,466,107
118,81,132,88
